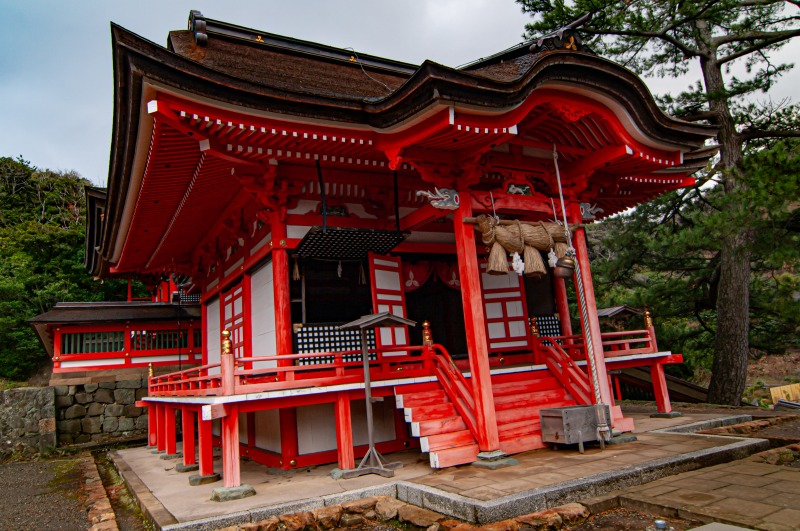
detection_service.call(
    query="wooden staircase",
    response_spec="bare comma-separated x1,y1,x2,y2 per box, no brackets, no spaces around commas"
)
395,369,579,468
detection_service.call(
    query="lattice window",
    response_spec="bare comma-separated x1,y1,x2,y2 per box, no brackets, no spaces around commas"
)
130,329,189,351
61,331,125,354
533,315,562,346
293,324,376,365
222,283,246,359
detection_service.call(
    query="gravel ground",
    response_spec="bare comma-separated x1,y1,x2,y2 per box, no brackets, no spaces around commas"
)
0,458,89,531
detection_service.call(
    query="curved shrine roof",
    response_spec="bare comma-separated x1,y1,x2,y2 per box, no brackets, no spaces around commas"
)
94,11,718,279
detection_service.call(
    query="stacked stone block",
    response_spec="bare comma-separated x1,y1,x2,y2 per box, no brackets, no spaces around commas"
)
55,378,149,444
0,387,57,459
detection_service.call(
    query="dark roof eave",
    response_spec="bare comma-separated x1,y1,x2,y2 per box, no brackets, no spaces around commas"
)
110,24,717,140
100,23,718,271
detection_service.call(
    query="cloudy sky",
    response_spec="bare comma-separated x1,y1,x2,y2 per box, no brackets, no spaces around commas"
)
1,1,798,185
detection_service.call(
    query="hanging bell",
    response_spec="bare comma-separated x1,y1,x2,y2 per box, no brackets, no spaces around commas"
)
553,255,576,278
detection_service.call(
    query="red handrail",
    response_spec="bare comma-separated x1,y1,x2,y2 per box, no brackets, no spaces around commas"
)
428,344,478,437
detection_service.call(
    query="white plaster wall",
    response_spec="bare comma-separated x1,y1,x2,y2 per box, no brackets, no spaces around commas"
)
250,261,278,368
254,409,281,453
205,298,221,374
296,399,396,455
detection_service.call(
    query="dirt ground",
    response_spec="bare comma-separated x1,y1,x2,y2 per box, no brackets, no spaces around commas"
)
568,508,700,530
748,350,800,386
0,458,89,531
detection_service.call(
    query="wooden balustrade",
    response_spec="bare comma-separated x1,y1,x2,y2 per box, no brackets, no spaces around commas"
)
533,327,658,361
148,326,660,398
149,343,436,398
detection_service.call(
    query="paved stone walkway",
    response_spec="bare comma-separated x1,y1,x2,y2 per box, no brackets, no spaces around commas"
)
412,430,729,501
587,452,800,531
114,412,764,528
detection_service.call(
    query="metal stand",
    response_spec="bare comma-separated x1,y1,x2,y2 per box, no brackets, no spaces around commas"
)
338,312,415,479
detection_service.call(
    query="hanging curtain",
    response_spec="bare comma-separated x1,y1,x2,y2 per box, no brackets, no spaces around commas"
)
434,262,461,290
401,261,433,292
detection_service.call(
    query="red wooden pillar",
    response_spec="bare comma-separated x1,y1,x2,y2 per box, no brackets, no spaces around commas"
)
165,406,177,455
198,417,215,477
221,404,241,488
613,374,623,402
571,224,614,408
453,200,500,452
651,363,673,413
334,391,355,470
147,404,157,447
271,209,299,468
552,277,573,337
156,403,166,452
182,408,196,466
246,412,256,448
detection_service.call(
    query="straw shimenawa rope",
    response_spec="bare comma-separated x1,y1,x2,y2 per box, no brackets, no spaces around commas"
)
474,214,570,275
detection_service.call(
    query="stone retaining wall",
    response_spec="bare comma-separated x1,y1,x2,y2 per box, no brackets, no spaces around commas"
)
55,379,149,444
0,386,57,459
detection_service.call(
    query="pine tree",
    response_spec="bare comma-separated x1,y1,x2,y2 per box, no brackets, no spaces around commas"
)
0,157,132,380
517,0,800,403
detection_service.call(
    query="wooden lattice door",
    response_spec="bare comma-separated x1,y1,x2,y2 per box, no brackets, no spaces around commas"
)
368,252,409,355
479,264,531,352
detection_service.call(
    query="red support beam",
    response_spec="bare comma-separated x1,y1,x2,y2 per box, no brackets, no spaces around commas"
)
147,404,157,447
453,200,500,452
279,408,299,470
571,222,613,409
271,209,300,469
165,406,177,456
198,417,215,477
398,203,452,232
651,363,673,413
553,277,573,337
334,392,355,470
156,403,166,452
182,407,197,466
221,403,241,488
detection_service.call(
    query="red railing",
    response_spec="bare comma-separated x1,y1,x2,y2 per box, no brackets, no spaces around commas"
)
532,328,658,362
428,344,478,437
149,345,437,397
539,342,592,405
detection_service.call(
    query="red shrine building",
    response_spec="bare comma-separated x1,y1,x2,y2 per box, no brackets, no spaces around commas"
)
40,11,717,494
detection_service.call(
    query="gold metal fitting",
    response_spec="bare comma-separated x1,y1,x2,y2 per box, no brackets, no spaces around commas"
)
422,320,433,347
221,329,232,355
290,459,297,467
644,310,653,328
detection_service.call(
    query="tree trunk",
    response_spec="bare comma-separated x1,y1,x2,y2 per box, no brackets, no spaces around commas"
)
696,36,752,406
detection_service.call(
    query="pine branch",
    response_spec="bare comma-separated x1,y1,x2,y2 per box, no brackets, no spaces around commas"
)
742,128,800,140
582,27,703,58
718,28,800,64
681,110,720,122
713,28,800,47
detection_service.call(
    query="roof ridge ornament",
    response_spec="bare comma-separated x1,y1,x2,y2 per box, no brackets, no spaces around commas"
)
189,10,208,46
529,13,594,55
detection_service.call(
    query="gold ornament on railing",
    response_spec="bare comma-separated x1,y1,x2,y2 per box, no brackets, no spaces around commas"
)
422,320,434,347
644,310,653,328
529,316,540,337
221,329,232,355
